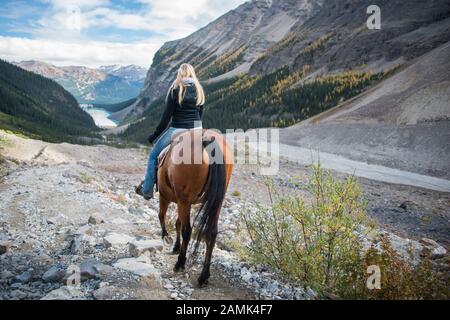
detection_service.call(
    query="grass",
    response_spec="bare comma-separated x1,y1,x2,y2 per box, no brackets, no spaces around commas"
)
78,171,94,185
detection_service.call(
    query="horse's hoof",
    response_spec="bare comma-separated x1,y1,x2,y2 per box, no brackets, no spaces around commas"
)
197,277,209,287
163,236,173,247
173,264,185,273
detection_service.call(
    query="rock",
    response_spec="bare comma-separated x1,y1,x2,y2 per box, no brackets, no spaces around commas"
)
305,287,317,299
242,272,252,283
164,283,174,290
42,266,66,283
431,246,447,259
10,290,27,299
1,270,14,280
266,281,278,293
69,237,81,254
0,240,11,255
12,271,32,284
46,215,65,225
382,232,423,265
79,259,112,280
80,259,99,280
93,286,115,300
41,286,82,300
71,234,98,254
420,238,447,259
113,258,161,280
94,263,114,277
129,239,163,257
103,233,134,248
399,202,408,211
170,292,178,299
74,225,93,236
88,214,104,225
10,283,23,289
111,218,130,225
128,207,145,216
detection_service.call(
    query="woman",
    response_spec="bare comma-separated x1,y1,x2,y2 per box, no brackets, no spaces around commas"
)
135,63,205,200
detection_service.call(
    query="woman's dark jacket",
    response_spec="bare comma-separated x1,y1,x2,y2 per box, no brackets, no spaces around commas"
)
148,84,204,144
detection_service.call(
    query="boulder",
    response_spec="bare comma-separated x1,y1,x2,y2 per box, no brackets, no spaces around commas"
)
74,225,93,236
103,233,134,248
80,259,99,280
88,214,104,225
0,240,11,255
129,239,163,257
79,259,113,281
92,285,116,300
10,290,27,300
113,257,161,280
42,266,66,283
420,238,447,259
12,271,32,284
128,207,145,216
69,237,81,254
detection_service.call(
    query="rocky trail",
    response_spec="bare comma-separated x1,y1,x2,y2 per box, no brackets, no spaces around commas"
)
0,132,314,300
0,131,448,300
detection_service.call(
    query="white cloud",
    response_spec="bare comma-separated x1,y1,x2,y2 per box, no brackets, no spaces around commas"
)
0,0,249,67
0,36,162,68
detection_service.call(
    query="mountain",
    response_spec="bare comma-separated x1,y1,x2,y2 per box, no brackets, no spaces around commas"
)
99,65,147,82
121,0,450,141
15,61,147,104
280,42,450,178
0,59,99,143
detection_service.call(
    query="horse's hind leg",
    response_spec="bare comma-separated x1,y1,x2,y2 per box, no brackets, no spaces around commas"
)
198,223,218,286
174,202,191,272
158,196,170,242
172,218,181,254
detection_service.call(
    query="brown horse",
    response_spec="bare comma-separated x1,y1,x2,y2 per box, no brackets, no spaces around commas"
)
157,129,233,286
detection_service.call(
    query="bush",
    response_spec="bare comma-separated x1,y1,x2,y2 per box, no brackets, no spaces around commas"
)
238,164,370,296
237,164,449,299
361,237,450,299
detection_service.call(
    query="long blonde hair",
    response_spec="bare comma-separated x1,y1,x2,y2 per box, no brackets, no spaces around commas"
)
169,63,205,106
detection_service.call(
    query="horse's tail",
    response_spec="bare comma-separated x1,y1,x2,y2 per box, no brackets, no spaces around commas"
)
192,136,227,258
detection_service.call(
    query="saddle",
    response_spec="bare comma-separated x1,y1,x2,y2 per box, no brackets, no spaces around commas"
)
157,131,185,169
155,130,198,191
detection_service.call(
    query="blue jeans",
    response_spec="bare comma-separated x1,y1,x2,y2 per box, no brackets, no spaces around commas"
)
142,127,186,194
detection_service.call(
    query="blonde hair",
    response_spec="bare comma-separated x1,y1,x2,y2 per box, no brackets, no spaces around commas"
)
169,63,205,106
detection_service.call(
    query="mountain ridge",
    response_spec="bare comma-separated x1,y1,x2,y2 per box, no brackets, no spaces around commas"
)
0,59,99,143
14,60,147,104
121,0,450,125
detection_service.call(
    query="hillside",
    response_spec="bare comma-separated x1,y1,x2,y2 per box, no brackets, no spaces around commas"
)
0,59,98,143
15,61,147,104
280,41,450,178
120,0,450,124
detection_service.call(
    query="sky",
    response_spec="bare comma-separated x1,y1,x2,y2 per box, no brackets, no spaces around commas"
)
0,0,248,68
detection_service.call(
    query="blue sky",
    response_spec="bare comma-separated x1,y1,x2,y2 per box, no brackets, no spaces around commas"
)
0,0,247,68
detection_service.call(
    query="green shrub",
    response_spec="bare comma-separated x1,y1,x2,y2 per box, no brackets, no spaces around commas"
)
237,164,449,299
238,164,370,296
